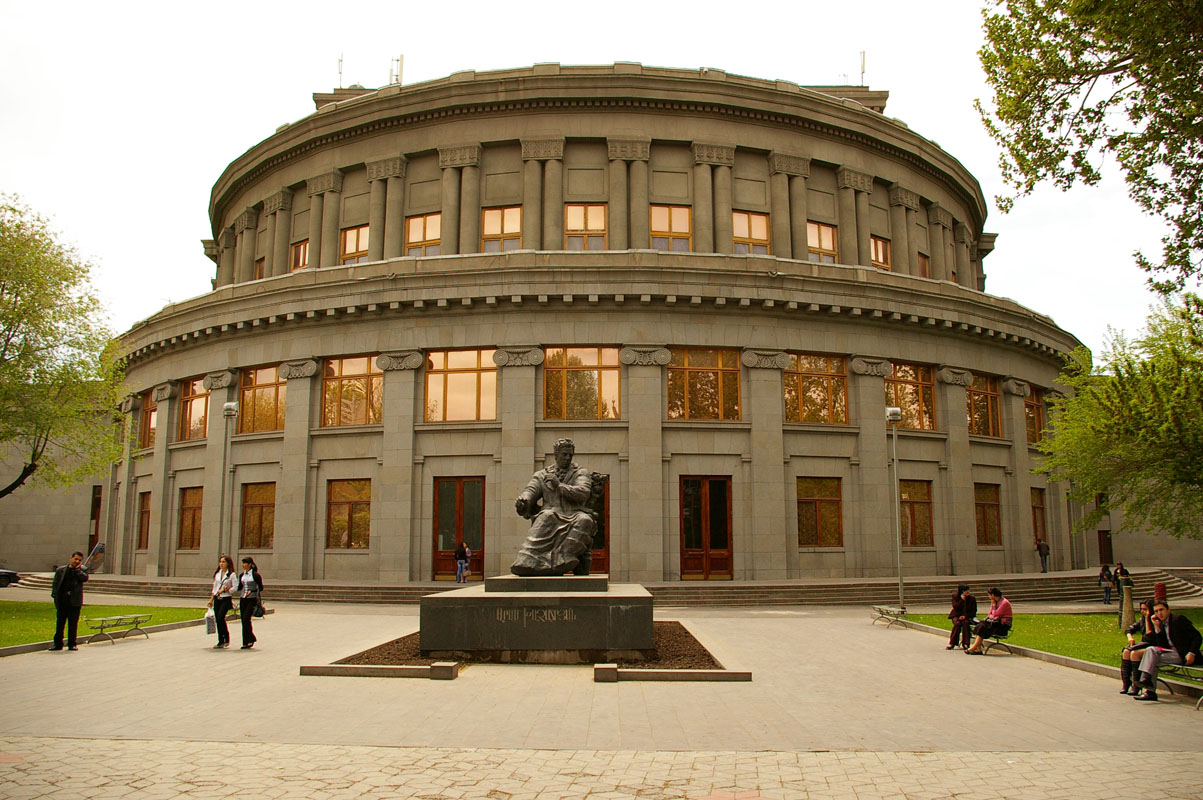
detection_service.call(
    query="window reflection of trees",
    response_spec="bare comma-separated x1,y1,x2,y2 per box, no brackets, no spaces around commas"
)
884,364,935,430
786,355,848,424
667,348,740,420
544,347,620,419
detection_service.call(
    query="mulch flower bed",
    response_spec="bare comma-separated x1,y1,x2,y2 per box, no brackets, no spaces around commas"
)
335,620,719,669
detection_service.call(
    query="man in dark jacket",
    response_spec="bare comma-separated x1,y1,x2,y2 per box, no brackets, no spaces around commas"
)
50,551,89,651
1132,599,1202,701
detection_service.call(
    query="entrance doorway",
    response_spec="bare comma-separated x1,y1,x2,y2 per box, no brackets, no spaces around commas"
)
588,474,609,574
433,477,484,580
680,476,732,580
1097,530,1114,566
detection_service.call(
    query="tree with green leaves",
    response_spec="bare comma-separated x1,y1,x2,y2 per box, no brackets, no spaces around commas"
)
0,196,123,500
977,0,1203,291
1037,294,1203,539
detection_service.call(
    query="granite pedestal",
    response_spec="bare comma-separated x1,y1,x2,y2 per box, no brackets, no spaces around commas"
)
419,574,654,663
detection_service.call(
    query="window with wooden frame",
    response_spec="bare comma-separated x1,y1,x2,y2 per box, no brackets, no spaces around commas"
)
1025,385,1045,444
327,479,370,549
424,349,497,422
564,204,607,250
975,483,1002,546
340,224,370,265
917,252,931,278
543,346,620,420
650,205,691,251
481,206,522,252
967,373,1002,437
137,491,151,550
178,378,209,441
899,479,933,546
732,211,770,255
785,354,848,424
138,390,157,449
1031,487,1047,545
797,477,842,547
807,221,838,263
885,363,936,430
321,356,383,427
178,487,203,550
240,482,275,549
254,257,266,280
406,213,441,256
870,236,891,269
290,240,309,271
239,365,286,434
667,347,741,421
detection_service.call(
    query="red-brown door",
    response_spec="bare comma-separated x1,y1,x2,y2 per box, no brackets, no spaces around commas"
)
680,476,732,580
1097,531,1114,566
433,477,484,580
590,478,610,574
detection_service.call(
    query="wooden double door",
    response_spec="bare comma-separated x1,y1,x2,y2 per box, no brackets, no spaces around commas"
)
680,476,732,580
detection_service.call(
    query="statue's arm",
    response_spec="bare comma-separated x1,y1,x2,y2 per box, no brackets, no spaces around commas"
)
560,470,592,505
515,474,543,516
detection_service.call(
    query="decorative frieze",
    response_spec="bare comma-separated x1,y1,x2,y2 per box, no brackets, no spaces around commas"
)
937,366,973,386
769,152,810,178
850,356,892,377
376,350,424,371
233,207,259,233
837,167,874,193
1002,377,1030,397
280,359,318,380
263,189,293,215
438,145,480,168
740,349,790,370
521,139,564,161
607,138,650,161
151,382,177,402
306,170,344,196
927,203,953,230
889,184,919,211
492,346,545,367
619,345,671,366
203,370,237,391
691,142,735,166
366,156,407,181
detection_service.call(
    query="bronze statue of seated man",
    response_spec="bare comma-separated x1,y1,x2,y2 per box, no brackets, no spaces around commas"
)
511,438,596,576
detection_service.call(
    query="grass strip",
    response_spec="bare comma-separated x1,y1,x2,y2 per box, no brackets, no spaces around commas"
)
0,601,206,647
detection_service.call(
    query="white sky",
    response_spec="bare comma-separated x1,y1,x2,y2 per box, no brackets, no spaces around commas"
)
0,0,1171,356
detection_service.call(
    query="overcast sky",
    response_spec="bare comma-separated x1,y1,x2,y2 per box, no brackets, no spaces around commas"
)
0,0,1171,356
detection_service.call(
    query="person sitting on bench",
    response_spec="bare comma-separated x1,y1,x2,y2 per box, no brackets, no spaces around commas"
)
1131,599,1202,702
965,587,1011,655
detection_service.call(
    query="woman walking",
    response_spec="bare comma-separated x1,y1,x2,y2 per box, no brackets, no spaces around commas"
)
208,554,237,649
238,557,263,649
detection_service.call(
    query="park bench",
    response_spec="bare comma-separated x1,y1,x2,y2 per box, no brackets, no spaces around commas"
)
981,624,1015,655
85,613,152,644
1154,663,1203,710
870,605,907,628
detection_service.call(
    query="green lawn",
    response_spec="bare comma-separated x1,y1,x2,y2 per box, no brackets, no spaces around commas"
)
908,608,1203,667
0,602,206,647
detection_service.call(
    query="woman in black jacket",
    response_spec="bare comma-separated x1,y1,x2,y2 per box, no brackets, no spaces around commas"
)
1119,598,1161,694
947,584,977,651
238,557,263,649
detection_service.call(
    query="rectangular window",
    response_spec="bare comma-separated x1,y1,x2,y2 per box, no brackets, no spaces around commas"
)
406,213,441,256
544,347,620,420
899,479,933,546
1031,487,1047,544
327,479,370,549
138,390,157,449
340,224,370,265
650,205,691,251
178,487,203,550
239,365,286,434
667,347,741,421
321,356,383,427
807,221,838,263
870,236,891,270
254,257,266,280
290,240,309,271
797,477,842,547
1025,385,1045,444
885,363,936,430
967,373,1002,437
425,349,497,422
975,483,1002,546
917,252,931,278
240,482,276,549
732,211,770,255
178,378,209,441
137,491,151,550
481,206,522,252
564,204,607,250
785,354,848,424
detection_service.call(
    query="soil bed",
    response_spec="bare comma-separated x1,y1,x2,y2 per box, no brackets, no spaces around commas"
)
335,620,719,669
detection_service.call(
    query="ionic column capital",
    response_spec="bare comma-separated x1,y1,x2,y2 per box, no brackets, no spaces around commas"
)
1002,377,1031,397
151,381,177,403
741,349,790,370
376,351,424,371
619,345,671,366
492,345,545,367
202,370,237,391
937,366,973,386
850,356,892,377
280,359,319,380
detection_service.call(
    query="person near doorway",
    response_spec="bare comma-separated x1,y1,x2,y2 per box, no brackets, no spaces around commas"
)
1034,537,1050,572
50,551,89,651
454,542,472,583
1098,564,1114,604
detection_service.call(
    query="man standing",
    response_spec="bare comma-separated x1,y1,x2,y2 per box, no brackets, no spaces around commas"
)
50,551,88,651
1034,537,1050,573
1132,600,1202,702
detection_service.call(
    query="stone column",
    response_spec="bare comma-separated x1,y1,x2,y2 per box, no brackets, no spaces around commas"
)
838,168,873,267
265,189,293,277
848,357,893,577
889,185,919,276
367,157,406,261
277,359,318,578
200,370,237,562
320,174,343,268
836,184,857,265
954,222,973,287
937,366,975,574
376,351,423,581
146,381,176,576
366,161,390,261
691,159,714,253
306,188,324,270
438,146,478,255
771,154,810,260
620,345,670,581
460,163,481,254
493,346,543,578
927,203,952,281
216,228,236,287
234,207,259,283
114,395,142,574
521,148,544,251
767,154,800,258
542,148,564,249
696,144,736,255
742,349,789,580
384,167,407,259
1002,377,1035,572
610,139,650,247
607,147,629,250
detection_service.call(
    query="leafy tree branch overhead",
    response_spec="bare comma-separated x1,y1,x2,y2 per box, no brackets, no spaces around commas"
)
977,0,1203,291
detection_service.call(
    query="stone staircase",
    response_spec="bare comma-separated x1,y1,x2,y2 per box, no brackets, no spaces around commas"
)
16,569,1203,607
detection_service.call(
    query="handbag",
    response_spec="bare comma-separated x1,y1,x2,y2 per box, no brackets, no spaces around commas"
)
204,607,216,635
253,596,265,618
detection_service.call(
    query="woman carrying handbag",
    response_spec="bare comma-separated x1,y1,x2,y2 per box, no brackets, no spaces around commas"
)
208,554,237,649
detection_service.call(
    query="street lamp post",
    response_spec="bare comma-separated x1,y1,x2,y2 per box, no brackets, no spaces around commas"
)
220,402,238,556
886,406,904,610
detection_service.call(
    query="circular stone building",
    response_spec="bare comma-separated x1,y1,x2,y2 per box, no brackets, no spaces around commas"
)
110,63,1086,583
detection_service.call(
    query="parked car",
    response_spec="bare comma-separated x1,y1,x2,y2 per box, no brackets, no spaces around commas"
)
0,569,18,587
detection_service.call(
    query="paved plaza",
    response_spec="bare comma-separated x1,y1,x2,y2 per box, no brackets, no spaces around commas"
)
2,586,1201,798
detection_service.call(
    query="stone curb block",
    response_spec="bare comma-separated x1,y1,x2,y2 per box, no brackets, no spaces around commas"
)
593,663,752,682
299,662,461,680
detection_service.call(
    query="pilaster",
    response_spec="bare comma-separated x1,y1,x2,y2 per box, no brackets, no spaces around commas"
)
264,189,293,277
277,358,318,578
493,346,543,578
837,167,873,267
610,139,651,247
771,153,810,260
741,349,789,580
889,184,918,276
847,356,892,576
936,365,974,574
620,344,670,580
376,351,423,581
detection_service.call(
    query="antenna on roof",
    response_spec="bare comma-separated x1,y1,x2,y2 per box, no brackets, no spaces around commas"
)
389,55,404,86
860,51,866,86
338,54,344,89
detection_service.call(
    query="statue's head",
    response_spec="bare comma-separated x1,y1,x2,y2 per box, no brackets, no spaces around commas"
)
553,438,575,468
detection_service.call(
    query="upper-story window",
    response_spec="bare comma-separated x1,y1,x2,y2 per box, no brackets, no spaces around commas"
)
1025,385,1045,444
667,347,741,421
732,211,769,255
807,222,837,263
254,257,266,280
650,205,691,252
899,479,934,546
544,347,620,420
785,354,848,424
322,356,383,427
482,207,522,252
885,363,935,430
967,373,1002,437
975,483,1002,546
425,349,497,422
178,378,209,441
138,390,157,449
239,365,286,434
341,225,370,264
565,204,607,250
917,252,931,278
178,487,203,550
870,236,891,270
406,213,441,256
290,240,309,271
